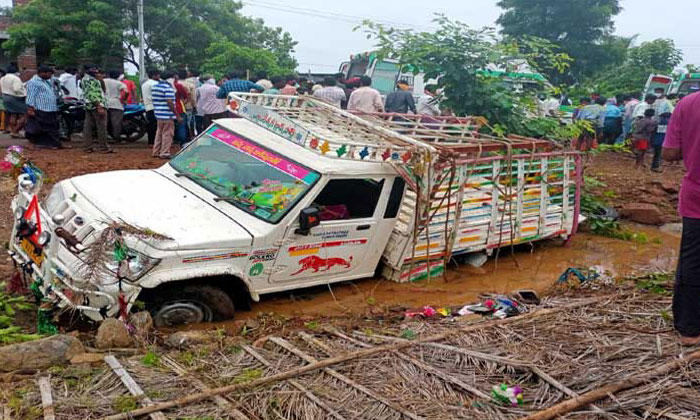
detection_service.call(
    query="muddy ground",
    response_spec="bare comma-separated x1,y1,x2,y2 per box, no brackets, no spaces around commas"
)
0,140,685,334
1,140,696,420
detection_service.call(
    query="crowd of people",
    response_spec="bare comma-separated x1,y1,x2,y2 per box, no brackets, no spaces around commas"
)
0,63,140,151
570,88,679,172
139,69,447,158
0,62,445,158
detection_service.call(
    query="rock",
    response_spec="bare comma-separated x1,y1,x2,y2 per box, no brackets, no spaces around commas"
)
95,318,132,349
243,318,261,331
130,312,154,335
619,203,666,225
0,335,85,372
70,352,105,365
164,330,210,348
661,180,680,194
660,223,683,236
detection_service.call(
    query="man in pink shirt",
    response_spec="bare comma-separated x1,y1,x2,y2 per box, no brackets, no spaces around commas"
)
663,92,700,346
347,76,384,113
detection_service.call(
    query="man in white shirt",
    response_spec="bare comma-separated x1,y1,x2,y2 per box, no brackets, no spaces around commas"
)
347,76,383,113
416,85,440,116
196,76,226,129
633,94,657,119
313,77,346,108
58,67,80,98
104,70,127,142
141,68,160,145
1,64,27,138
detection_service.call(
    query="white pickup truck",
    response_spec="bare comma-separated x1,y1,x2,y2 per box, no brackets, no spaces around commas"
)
9,95,581,326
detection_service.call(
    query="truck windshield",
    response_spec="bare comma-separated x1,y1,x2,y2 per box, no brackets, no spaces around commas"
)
170,126,320,223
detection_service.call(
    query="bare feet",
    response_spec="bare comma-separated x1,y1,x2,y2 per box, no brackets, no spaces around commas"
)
680,335,700,347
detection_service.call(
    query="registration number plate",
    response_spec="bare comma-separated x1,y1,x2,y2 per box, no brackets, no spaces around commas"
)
20,238,44,266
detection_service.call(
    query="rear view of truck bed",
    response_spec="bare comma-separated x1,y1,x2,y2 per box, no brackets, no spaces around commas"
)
352,112,581,283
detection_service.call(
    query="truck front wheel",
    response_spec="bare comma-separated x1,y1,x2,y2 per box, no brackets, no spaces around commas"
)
148,284,235,327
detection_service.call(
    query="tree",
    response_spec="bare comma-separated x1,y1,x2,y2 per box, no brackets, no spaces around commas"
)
6,0,125,67
6,0,297,72
361,16,570,134
201,41,291,78
123,0,297,70
497,0,623,82
593,39,683,96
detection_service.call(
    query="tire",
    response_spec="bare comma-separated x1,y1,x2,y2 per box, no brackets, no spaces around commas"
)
591,205,618,221
148,284,235,327
121,119,146,143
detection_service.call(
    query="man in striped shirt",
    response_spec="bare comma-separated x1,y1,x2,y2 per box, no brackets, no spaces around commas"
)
25,65,66,149
216,70,264,99
152,70,181,159
313,77,346,108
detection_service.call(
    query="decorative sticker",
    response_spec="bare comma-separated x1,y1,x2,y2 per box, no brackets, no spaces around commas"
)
291,255,353,276
312,229,350,240
235,101,310,145
181,252,248,264
249,262,264,277
207,128,319,185
249,248,278,262
288,239,368,257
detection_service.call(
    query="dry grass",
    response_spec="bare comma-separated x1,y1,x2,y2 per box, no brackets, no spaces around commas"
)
3,292,698,420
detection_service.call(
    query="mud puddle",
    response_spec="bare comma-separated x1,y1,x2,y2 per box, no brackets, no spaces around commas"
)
185,224,679,330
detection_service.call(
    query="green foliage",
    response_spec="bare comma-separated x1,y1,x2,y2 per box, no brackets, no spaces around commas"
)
303,320,319,330
400,329,417,340
141,349,161,367
234,368,263,383
586,216,621,236
593,39,683,96
7,0,124,67
113,395,139,413
519,118,594,144
635,273,673,295
497,0,623,82
201,41,293,79
586,216,648,243
7,0,297,72
362,15,569,134
0,282,41,344
581,175,646,244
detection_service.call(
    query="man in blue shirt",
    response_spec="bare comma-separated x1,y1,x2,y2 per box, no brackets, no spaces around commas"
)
25,65,67,149
152,70,180,159
216,70,264,100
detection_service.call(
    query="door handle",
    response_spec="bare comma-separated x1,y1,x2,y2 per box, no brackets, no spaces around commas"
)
357,224,371,231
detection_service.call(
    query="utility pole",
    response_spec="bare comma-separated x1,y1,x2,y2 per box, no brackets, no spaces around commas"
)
137,0,146,83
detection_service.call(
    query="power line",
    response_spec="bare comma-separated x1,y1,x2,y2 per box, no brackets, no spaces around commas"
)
241,0,436,31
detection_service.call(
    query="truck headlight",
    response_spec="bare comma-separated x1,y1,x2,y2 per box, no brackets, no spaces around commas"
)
105,249,160,281
14,206,26,221
37,231,51,247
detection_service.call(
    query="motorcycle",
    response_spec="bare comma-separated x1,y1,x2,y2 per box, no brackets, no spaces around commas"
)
59,99,147,143
120,103,148,142
59,97,85,140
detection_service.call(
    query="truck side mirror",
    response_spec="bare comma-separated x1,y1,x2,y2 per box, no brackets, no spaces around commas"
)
295,207,320,236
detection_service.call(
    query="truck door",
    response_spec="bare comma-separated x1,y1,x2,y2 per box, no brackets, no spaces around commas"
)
270,177,398,283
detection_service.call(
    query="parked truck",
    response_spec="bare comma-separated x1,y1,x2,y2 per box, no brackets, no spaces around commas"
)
9,94,581,326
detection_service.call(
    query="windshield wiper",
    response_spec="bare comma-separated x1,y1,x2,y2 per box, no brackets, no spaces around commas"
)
213,196,240,203
174,172,203,179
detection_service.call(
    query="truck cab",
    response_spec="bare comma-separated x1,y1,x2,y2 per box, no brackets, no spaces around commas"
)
9,116,405,327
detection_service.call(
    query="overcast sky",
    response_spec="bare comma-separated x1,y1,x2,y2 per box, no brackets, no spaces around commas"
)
3,0,698,73
238,0,700,73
